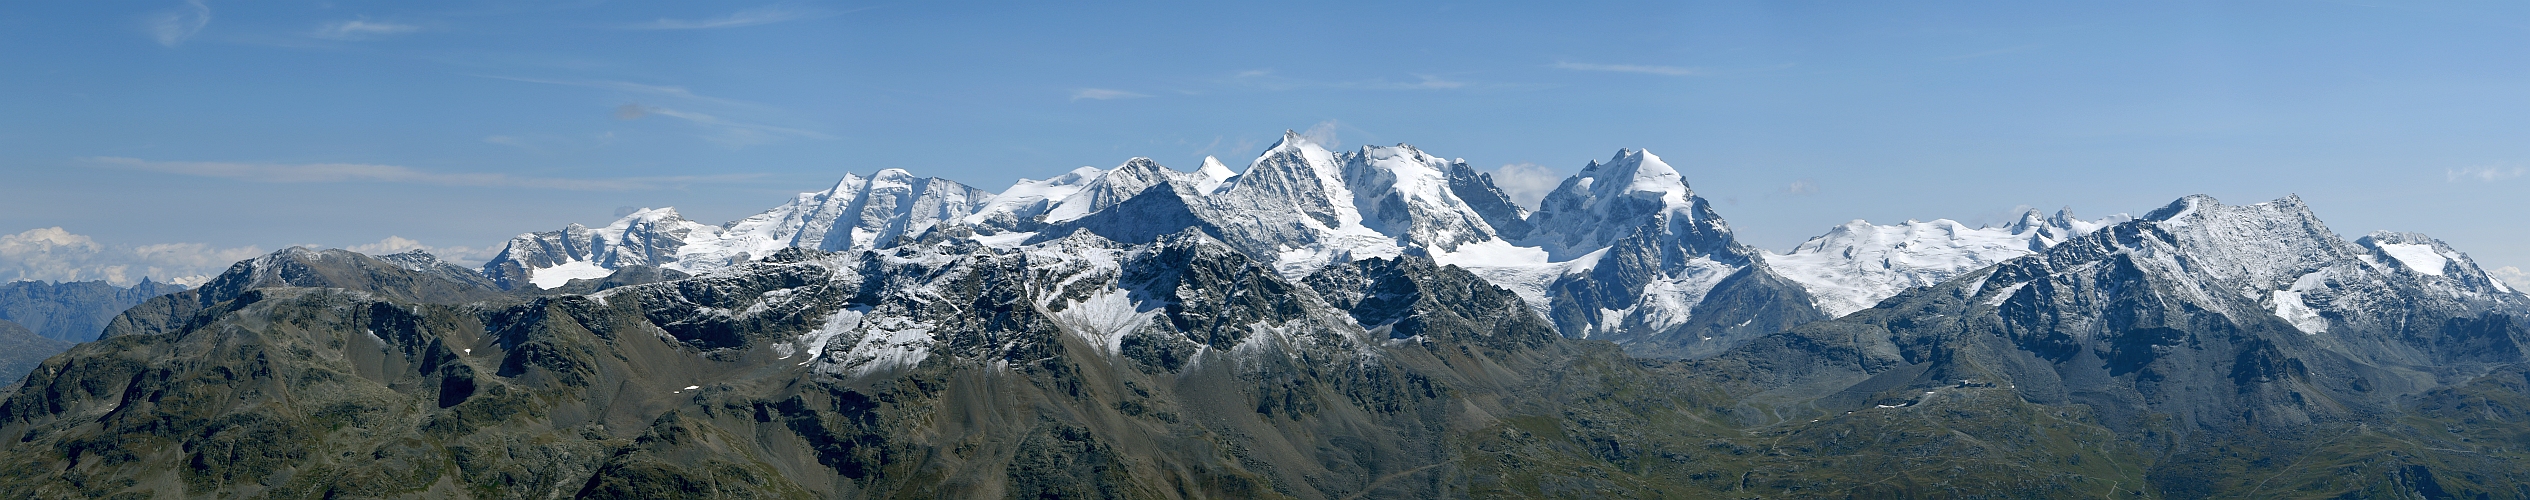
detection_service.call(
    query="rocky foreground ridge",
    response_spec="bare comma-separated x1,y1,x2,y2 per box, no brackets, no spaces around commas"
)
3,134,2527,497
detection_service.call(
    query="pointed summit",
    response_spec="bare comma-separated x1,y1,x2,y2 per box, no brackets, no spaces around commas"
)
1523,149,1709,260
1194,156,1235,193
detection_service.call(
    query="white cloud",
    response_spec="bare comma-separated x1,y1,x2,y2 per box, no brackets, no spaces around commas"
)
2494,266,2529,290
1301,120,1344,150
1,227,262,286
149,0,211,47
627,5,823,30
1070,88,1148,101
2447,166,2525,182
1783,179,1819,196
0,229,507,286
1489,162,1567,209
313,19,422,40
1552,62,1705,76
83,156,755,191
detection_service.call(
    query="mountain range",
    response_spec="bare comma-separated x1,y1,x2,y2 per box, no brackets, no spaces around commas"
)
2,131,2523,497
479,132,2142,360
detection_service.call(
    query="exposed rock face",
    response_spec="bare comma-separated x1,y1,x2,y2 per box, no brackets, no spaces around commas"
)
0,279,188,342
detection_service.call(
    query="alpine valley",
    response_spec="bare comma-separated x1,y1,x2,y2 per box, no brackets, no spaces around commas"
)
6,132,2526,498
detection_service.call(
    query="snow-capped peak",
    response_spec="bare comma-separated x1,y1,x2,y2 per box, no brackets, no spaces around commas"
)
1521,149,1707,260
965,166,1104,230
1194,156,1235,193
1045,158,1189,224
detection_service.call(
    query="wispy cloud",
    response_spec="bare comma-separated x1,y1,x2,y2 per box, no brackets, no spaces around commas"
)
1227,70,1484,92
1300,120,1345,149
1552,62,1705,76
626,5,827,30
478,75,761,108
1346,74,1467,90
2448,165,2526,182
148,0,211,47
1070,88,1148,101
313,19,423,40
82,156,754,191
1935,45,2041,61
616,104,833,146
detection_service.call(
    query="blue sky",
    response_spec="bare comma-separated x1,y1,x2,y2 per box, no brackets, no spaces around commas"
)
3,0,2527,285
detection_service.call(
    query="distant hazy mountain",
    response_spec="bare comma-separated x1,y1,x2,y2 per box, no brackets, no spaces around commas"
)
0,279,187,342
0,319,68,389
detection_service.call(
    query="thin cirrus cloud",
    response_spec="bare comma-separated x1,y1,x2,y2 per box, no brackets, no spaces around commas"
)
1346,74,1467,90
1551,61,1706,76
148,0,211,47
615,104,834,146
625,5,829,30
1070,88,1148,101
312,19,423,40
1225,70,1477,92
2447,166,2525,182
81,156,755,191
478,75,763,109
